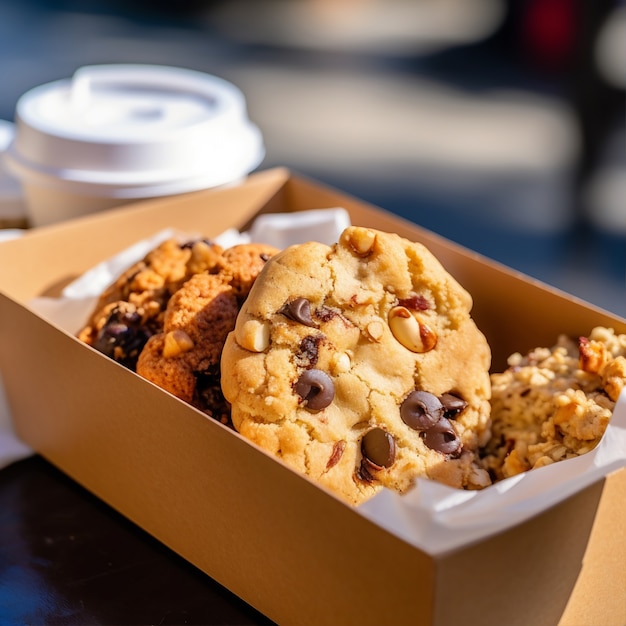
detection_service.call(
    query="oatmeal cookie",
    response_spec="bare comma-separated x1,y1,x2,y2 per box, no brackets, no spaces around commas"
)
78,237,224,369
221,226,492,505
136,243,279,424
482,326,626,480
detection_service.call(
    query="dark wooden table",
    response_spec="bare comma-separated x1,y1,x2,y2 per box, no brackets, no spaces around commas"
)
0,455,275,626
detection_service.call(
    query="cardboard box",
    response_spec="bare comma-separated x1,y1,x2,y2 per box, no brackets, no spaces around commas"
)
0,168,624,626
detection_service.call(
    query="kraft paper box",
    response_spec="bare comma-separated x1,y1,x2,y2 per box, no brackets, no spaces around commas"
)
0,168,625,626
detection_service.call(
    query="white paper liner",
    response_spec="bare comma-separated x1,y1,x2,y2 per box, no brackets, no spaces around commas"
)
358,388,626,555
1,213,624,557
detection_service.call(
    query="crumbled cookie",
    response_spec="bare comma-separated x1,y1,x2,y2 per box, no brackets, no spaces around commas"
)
482,326,626,480
221,226,492,505
79,238,224,369
136,243,279,424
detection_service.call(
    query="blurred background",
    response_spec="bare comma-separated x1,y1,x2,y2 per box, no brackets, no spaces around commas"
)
0,0,624,314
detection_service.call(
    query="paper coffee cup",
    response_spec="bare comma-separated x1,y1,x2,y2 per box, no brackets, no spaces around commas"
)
4,64,265,227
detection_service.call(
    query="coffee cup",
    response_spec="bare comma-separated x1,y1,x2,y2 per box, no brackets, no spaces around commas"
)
4,64,265,227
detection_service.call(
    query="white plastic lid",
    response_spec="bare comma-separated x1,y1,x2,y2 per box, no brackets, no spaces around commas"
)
4,64,265,198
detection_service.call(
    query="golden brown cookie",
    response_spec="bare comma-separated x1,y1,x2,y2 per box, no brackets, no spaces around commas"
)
221,226,492,505
78,237,224,369
482,326,626,480
136,243,279,423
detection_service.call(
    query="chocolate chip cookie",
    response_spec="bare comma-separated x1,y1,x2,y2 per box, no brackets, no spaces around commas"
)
221,226,492,505
482,326,626,481
136,243,279,423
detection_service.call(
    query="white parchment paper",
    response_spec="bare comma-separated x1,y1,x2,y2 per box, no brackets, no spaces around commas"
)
1,214,624,557
358,388,626,555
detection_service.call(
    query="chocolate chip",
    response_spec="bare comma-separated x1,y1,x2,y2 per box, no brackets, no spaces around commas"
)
93,307,152,370
295,369,334,411
400,390,443,431
193,366,232,427
439,393,467,419
421,417,462,457
357,461,376,484
280,297,317,327
361,428,396,468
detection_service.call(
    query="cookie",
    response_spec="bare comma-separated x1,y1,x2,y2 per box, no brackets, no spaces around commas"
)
136,243,279,423
482,326,626,480
79,237,224,369
221,226,492,505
